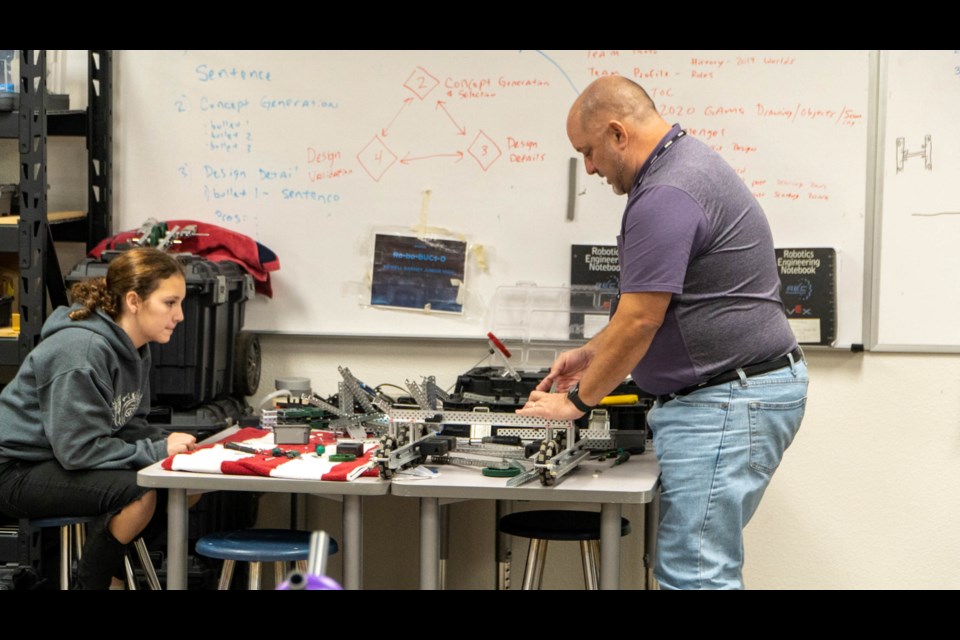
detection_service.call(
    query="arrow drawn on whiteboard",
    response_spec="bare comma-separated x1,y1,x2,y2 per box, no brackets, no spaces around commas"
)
911,212,960,217
521,50,580,95
381,97,415,137
436,101,467,136
400,151,465,165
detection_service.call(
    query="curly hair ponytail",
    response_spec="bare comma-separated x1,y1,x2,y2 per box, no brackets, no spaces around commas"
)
68,277,118,320
68,248,186,321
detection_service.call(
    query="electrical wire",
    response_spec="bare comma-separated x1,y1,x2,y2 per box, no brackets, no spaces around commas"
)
257,389,294,412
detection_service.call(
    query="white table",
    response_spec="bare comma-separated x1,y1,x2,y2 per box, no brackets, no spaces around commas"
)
137,428,389,590
391,452,659,589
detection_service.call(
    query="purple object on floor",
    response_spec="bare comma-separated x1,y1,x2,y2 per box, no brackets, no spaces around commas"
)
276,571,342,590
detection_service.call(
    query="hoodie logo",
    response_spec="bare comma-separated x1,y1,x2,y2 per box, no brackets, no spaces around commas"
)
113,392,142,427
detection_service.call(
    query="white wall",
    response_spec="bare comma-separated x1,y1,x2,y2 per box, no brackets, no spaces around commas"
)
745,349,960,589
252,336,960,589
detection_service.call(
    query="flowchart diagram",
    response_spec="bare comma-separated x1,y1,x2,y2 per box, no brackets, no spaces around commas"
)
356,67,503,181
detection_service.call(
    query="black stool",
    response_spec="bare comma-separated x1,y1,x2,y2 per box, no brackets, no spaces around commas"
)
498,510,631,589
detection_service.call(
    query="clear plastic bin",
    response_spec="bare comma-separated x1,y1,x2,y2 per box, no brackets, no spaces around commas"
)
0,50,17,93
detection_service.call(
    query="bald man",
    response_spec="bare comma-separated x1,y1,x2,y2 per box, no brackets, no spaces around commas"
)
518,77,808,589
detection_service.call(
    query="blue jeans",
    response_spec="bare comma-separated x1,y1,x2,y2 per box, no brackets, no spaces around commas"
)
647,359,808,589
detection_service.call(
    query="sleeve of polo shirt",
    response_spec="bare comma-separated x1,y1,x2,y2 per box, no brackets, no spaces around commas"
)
619,185,707,295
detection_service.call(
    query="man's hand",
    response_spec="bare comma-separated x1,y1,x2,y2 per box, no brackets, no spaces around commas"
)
516,389,585,420
535,346,594,393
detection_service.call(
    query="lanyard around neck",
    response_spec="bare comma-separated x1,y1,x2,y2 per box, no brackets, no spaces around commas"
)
634,128,687,191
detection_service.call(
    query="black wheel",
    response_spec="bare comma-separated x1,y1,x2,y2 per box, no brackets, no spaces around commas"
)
233,331,261,396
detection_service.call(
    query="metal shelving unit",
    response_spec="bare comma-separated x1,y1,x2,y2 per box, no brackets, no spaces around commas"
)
0,51,113,585
0,50,111,365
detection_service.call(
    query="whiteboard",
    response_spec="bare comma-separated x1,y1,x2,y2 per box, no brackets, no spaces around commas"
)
871,50,960,351
113,50,870,343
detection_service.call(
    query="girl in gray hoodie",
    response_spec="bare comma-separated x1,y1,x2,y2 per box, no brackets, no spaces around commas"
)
0,248,197,589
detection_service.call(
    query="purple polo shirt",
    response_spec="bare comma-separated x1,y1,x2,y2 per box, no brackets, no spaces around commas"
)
616,124,797,395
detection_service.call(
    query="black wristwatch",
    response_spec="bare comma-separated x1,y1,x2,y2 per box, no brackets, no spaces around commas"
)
567,384,596,413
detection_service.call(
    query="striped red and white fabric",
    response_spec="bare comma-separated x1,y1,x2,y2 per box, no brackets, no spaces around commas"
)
161,427,380,482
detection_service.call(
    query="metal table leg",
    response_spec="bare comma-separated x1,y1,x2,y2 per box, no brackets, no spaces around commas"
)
167,488,188,590
599,503,622,590
644,490,660,590
342,495,363,590
420,497,440,589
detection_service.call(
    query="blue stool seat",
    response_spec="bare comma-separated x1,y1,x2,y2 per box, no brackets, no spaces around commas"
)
29,515,96,529
498,510,631,590
24,515,160,590
195,529,339,589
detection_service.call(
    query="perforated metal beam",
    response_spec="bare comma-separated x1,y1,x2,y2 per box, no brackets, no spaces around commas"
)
17,50,47,358
87,50,111,249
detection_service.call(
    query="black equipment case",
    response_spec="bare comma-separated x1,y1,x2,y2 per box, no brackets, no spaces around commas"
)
450,366,653,452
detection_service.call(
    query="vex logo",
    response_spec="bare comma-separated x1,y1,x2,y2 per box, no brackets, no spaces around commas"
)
784,278,813,301
786,305,813,316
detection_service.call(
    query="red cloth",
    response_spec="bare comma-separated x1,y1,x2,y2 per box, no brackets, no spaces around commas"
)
161,427,380,482
90,220,280,297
